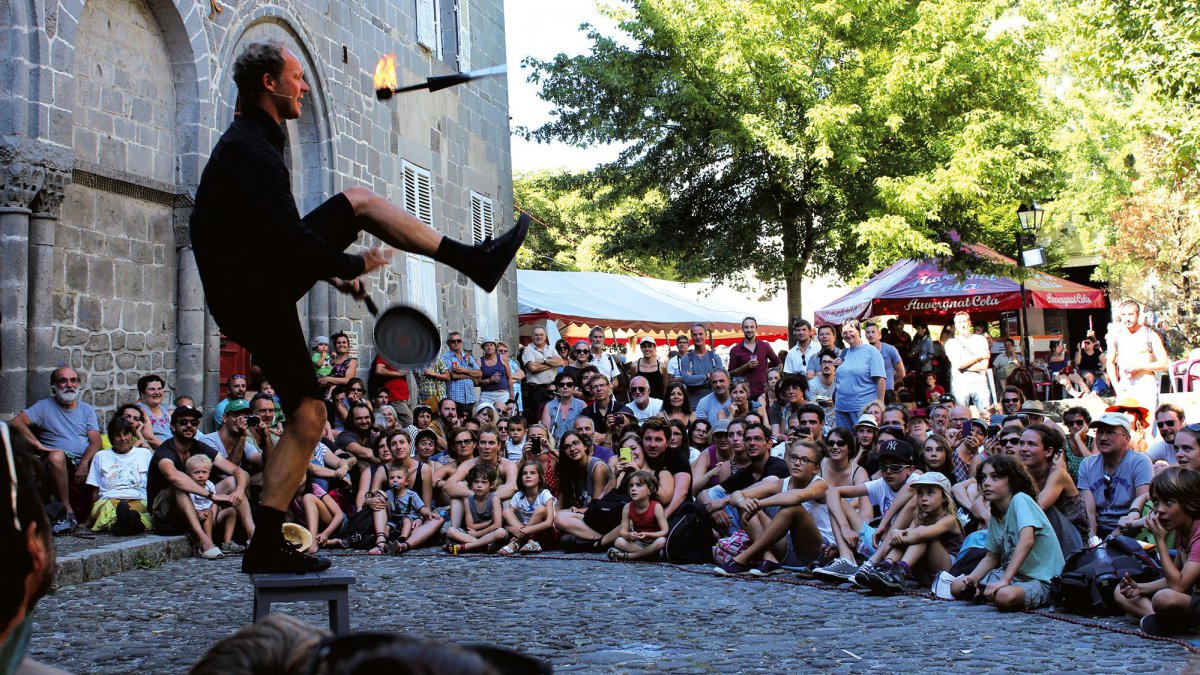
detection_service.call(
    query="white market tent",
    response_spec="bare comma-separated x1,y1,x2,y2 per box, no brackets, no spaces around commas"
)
516,269,798,345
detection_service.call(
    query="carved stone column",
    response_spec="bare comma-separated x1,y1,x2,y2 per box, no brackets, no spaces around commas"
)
27,166,69,405
0,144,44,418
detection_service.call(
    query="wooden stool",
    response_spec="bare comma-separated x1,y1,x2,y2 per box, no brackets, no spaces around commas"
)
251,568,356,634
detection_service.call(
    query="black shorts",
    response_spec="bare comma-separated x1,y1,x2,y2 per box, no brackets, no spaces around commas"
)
210,193,360,417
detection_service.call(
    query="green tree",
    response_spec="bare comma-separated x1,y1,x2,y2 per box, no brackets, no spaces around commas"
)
524,0,1063,319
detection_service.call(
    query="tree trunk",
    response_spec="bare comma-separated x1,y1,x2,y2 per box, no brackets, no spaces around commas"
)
785,255,808,325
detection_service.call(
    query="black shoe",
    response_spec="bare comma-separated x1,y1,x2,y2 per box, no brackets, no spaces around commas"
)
241,538,332,574
468,212,530,292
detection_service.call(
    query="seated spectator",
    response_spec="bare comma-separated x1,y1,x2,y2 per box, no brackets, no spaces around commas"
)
640,418,692,519
10,366,101,533
1148,403,1186,467
856,472,962,594
189,614,326,675
1079,412,1153,542
686,419,711,463
376,404,400,433
626,376,664,422
662,381,695,427
505,415,527,462
555,431,612,513
697,422,788,535
147,406,251,558
1018,424,1088,548
821,427,870,520
198,399,263,481
816,439,919,582
441,427,518,511
720,381,758,421
714,438,831,576
289,478,344,553
336,402,379,464
695,369,733,422
134,374,173,447
433,427,477,500
951,456,1065,611
852,414,880,476
500,460,557,554
186,455,224,552
918,434,954,484
112,403,153,449
212,373,248,427
445,463,509,555
86,415,153,535
907,408,930,444
690,419,734,496
372,354,414,427
1115,467,1200,635
430,398,458,452
379,464,436,554
607,470,669,562
572,415,613,463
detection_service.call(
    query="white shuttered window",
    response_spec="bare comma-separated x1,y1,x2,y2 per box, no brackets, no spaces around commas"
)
471,191,499,340
456,0,471,70
417,0,441,56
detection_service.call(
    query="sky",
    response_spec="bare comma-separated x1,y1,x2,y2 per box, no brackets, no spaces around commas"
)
503,0,625,174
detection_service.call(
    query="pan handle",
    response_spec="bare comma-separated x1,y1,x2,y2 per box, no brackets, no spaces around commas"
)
363,296,379,316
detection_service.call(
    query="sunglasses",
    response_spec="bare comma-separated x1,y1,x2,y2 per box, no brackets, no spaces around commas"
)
1103,474,1115,502
826,439,848,447
1157,420,1177,428
175,418,200,427
1067,419,1088,427
630,387,648,393
1004,437,1022,446
1002,398,1021,403
573,349,589,354
880,463,910,474
448,339,462,344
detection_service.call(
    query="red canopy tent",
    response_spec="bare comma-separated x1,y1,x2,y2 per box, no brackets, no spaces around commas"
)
814,244,1107,325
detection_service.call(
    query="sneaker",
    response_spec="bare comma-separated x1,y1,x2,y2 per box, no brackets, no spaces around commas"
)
877,564,907,594
851,560,881,588
812,557,860,583
748,559,782,577
51,517,72,536
220,541,246,555
713,560,751,577
241,538,332,574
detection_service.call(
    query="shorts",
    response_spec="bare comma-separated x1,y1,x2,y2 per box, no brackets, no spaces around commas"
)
207,194,359,417
151,489,189,535
857,522,878,558
979,569,1052,609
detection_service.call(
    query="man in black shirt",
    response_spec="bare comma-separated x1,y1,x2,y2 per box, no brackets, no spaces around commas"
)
147,406,249,558
190,41,528,573
698,422,787,531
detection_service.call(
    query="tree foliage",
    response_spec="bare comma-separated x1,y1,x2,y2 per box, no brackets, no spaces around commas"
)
522,0,1064,318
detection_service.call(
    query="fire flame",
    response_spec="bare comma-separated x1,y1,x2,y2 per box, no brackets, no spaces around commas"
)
374,53,398,93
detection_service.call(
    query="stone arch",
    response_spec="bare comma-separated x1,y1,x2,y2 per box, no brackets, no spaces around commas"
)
219,10,340,338
46,0,209,187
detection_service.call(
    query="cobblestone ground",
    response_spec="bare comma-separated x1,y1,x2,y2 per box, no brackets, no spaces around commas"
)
29,551,1200,673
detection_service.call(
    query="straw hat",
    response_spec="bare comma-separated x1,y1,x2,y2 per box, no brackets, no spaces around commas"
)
282,523,313,552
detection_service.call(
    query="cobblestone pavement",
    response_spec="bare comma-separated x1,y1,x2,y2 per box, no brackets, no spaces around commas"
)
28,551,1200,673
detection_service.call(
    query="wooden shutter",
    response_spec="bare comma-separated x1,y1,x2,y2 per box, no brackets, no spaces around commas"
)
456,0,471,71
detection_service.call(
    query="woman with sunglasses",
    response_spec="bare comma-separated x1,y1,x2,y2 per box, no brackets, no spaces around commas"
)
1019,424,1088,544
821,427,871,521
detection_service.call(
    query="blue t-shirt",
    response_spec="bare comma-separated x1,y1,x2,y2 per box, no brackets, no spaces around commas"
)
695,393,733,421
875,342,903,391
22,398,99,461
1078,450,1153,530
985,492,1065,583
833,344,885,413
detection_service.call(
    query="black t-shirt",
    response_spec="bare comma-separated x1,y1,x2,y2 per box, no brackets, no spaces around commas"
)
664,448,691,476
720,456,788,494
336,429,377,456
147,438,218,507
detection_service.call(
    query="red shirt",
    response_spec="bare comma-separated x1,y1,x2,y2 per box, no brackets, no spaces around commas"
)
373,355,410,402
728,340,781,398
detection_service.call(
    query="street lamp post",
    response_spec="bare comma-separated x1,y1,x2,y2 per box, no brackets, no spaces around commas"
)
1016,202,1044,366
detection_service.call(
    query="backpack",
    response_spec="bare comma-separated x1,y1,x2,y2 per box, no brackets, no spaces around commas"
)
663,502,716,564
343,508,378,550
1050,535,1162,616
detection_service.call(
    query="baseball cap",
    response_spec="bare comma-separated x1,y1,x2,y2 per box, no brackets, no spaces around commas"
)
876,439,915,464
711,419,731,435
225,399,252,417
314,335,329,346
1090,412,1133,434
480,336,497,346
909,472,952,501
171,405,203,422
908,408,928,420
938,394,957,404
854,414,879,429
639,336,656,347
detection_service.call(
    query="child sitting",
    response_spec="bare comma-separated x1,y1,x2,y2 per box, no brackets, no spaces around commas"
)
445,464,509,554
1115,467,1200,635
384,464,434,555
815,439,919,582
500,460,557,554
855,472,963,594
951,455,1065,611
187,455,220,556
608,470,669,562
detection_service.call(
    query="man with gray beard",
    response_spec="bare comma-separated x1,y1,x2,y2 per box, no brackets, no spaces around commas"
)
11,366,102,533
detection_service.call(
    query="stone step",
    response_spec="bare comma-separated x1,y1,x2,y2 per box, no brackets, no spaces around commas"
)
53,534,192,588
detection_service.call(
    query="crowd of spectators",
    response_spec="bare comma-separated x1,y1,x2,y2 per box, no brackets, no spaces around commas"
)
6,305,1197,636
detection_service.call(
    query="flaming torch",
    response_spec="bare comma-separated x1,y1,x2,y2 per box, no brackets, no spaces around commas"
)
373,53,507,100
